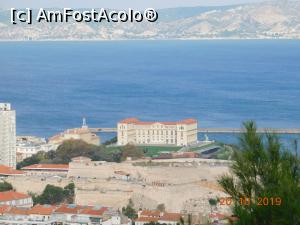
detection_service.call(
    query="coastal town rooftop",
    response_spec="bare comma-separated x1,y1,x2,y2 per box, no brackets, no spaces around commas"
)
0,191,30,202
0,165,24,176
135,210,182,225
21,164,69,171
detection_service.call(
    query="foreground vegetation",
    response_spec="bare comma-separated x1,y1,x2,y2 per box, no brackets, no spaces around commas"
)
211,144,235,160
218,121,300,225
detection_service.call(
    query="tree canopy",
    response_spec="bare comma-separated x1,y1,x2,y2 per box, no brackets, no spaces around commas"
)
218,121,300,225
103,136,118,146
0,181,13,192
17,140,123,169
32,183,75,205
121,144,144,160
122,199,138,220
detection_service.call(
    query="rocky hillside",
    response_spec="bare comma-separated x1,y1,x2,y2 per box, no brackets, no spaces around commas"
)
0,1,300,40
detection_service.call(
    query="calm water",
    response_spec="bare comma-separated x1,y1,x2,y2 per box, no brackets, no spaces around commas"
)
0,40,300,146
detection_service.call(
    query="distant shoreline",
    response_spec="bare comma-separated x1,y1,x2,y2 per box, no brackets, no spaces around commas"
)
0,38,300,42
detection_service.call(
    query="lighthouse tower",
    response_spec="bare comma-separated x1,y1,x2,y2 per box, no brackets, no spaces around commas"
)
82,117,88,129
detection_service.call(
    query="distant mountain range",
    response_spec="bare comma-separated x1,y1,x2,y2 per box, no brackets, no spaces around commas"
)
0,1,300,40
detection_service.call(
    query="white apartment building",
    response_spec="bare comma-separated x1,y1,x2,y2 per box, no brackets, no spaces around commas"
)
16,136,57,162
0,103,16,168
117,118,198,146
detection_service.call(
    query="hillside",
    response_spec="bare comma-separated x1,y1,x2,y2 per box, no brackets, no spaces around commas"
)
0,1,300,40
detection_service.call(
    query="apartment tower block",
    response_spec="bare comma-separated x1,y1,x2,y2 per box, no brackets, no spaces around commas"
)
0,103,16,168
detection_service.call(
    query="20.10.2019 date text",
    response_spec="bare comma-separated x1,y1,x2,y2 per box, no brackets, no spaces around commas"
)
219,197,282,206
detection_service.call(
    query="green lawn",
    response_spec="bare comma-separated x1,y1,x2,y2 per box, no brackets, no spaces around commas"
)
140,146,181,157
104,146,122,154
104,144,233,160
105,145,181,157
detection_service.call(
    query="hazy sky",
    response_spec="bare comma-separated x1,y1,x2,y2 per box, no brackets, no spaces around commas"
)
1,0,267,10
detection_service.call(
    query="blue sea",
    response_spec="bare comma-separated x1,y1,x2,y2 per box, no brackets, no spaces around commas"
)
0,40,300,147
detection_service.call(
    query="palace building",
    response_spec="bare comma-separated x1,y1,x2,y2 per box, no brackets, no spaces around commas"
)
117,118,198,146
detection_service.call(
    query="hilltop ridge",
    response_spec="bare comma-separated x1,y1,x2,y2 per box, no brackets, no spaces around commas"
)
0,1,300,40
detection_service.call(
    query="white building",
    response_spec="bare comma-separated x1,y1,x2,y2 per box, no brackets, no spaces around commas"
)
0,204,58,225
16,136,57,162
0,204,121,225
52,204,121,225
0,191,33,208
117,118,198,146
0,103,16,168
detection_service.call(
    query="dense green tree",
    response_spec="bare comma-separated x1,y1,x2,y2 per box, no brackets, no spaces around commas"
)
121,144,144,160
0,181,13,192
208,198,217,206
103,137,118,146
156,203,166,212
218,121,300,225
63,182,75,203
112,151,123,163
208,198,218,213
17,151,47,169
17,140,121,168
35,184,66,205
33,183,75,205
144,223,167,225
55,140,103,163
122,199,138,219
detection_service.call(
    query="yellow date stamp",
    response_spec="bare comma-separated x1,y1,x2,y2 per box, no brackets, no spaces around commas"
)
219,197,282,206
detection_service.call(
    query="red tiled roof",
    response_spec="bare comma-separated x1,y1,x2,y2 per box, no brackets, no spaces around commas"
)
0,205,11,214
140,210,161,218
135,217,159,222
55,204,108,216
0,165,24,175
54,204,85,214
119,118,197,125
7,207,30,215
29,204,57,215
159,213,182,222
21,164,69,171
0,191,30,202
1,204,109,217
80,207,108,216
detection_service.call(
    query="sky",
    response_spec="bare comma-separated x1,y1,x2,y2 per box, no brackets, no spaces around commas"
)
1,0,268,10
